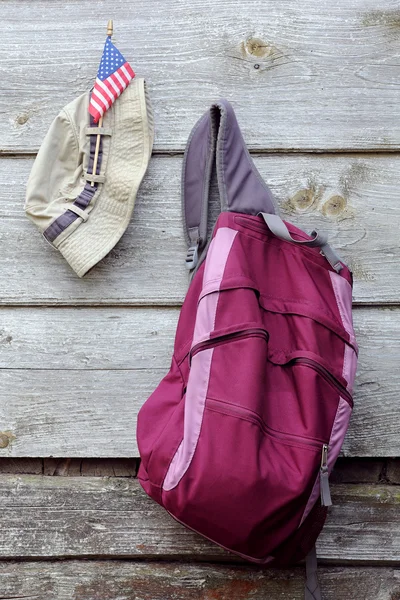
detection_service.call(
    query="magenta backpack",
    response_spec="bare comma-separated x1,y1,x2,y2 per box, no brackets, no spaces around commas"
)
137,100,358,598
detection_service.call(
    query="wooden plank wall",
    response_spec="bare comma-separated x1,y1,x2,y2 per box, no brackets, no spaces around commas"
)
1,1,400,597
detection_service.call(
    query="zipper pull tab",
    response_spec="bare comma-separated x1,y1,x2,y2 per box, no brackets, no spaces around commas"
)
320,444,332,507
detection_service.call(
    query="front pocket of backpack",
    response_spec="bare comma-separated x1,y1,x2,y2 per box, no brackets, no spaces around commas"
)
206,397,325,449
162,327,269,492
193,327,270,414
266,351,353,443
162,396,324,561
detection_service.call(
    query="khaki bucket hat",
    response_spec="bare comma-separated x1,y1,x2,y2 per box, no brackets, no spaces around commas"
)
25,78,154,277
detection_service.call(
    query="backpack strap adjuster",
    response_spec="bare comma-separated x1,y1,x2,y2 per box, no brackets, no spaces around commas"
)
185,243,199,270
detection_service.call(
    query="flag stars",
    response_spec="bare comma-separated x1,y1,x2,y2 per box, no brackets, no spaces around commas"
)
94,37,133,86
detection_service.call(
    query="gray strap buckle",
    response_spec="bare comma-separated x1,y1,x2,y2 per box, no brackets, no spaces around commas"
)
260,212,345,274
185,243,199,270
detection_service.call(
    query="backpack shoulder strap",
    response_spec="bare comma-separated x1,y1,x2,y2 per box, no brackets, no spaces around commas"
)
182,99,276,269
304,545,322,600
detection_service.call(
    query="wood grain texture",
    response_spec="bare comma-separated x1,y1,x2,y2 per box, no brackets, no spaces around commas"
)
3,154,400,305
1,0,399,587
0,307,177,370
0,306,398,457
3,0,400,152
0,476,398,563
0,561,399,600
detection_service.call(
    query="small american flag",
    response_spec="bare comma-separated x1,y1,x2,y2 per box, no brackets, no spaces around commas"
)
89,36,135,123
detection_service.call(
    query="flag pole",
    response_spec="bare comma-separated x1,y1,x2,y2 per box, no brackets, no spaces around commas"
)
91,20,113,187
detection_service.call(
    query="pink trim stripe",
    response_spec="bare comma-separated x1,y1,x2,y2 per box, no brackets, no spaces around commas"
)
163,228,238,491
329,272,357,348
300,273,357,525
163,348,214,491
329,271,358,390
327,398,352,472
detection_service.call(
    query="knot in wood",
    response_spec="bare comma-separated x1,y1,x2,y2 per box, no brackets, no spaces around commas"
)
16,113,29,126
291,188,315,211
0,433,10,449
245,37,271,58
0,329,12,344
322,195,347,216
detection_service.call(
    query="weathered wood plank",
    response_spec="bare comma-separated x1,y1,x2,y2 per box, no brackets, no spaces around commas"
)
0,307,398,457
2,155,400,305
0,561,399,600
0,307,177,370
0,368,159,457
2,0,400,152
0,476,397,563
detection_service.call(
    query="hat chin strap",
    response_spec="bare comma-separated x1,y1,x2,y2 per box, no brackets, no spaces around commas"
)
42,110,106,245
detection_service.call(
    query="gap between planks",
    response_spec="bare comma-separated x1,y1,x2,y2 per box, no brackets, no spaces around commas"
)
1,302,400,308
3,149,400,159
1,458,399,484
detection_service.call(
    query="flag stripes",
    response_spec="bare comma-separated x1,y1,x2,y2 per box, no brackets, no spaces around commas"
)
89,35,135,123
90,62,134,122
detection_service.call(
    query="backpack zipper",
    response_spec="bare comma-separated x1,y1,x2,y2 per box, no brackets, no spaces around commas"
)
291,357,351,506
206,397,324,450
189,328,269,365
291,357,353,407
320,443,332,506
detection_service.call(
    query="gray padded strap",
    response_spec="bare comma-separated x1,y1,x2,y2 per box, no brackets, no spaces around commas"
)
181,112,217,263
304,545,322,600
260,212,344,273
182,100,276,269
